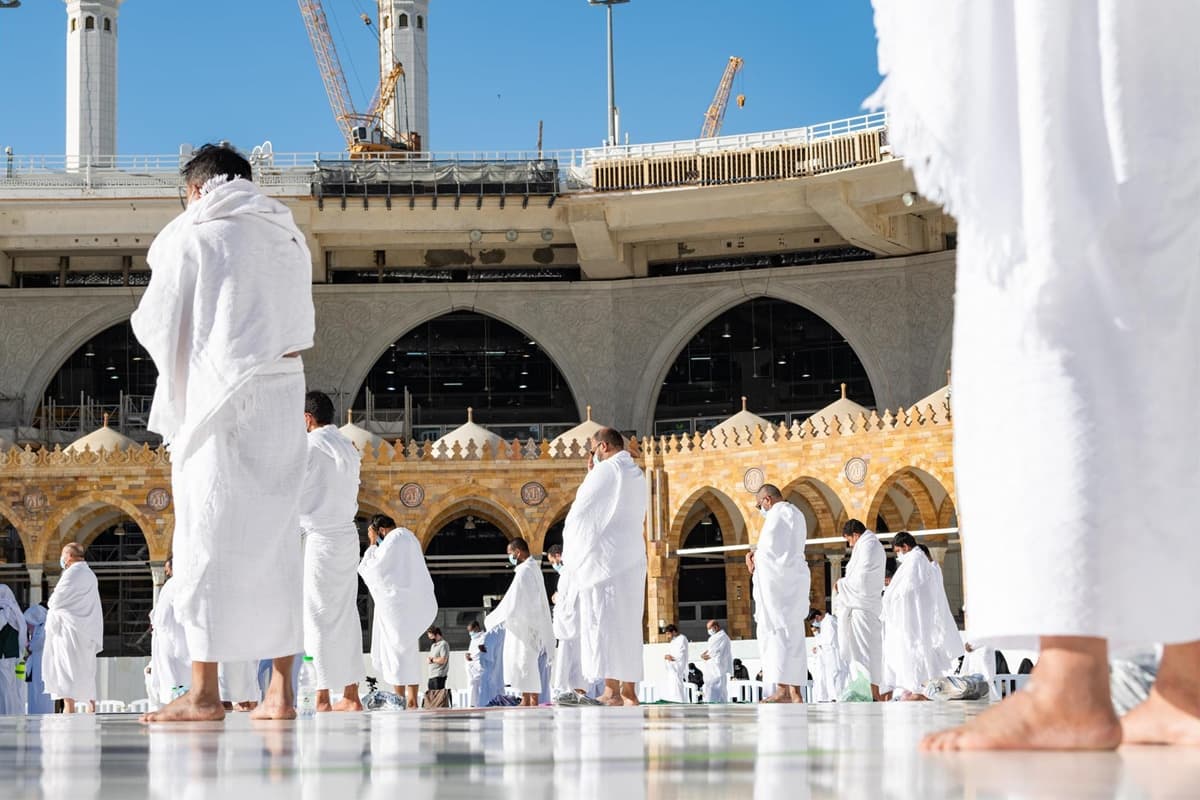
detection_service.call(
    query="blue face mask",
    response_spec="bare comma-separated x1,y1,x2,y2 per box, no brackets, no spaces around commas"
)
59,556,68,570
552,563,563,574
508,555,519,566
758,506,769,519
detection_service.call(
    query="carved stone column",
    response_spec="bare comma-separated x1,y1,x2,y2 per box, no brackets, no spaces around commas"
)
27,565,44,606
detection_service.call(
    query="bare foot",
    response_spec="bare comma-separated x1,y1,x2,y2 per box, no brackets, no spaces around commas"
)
331,697,363,712
621,696,639,707
597,692,622,707
316,699,334,713
761,692,793,704
1122,688,1200,746
141,692,226,723
921,683,1121,751
250,697,297,721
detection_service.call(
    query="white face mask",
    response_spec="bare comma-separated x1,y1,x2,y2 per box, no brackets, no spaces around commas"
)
707,628,717,637
508,555,519,566
552,563,563,574
59,556,68,570
759,506,769,519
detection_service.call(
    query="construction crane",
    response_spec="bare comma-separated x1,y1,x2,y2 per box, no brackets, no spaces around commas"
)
700,56,745,139
296,0,419,156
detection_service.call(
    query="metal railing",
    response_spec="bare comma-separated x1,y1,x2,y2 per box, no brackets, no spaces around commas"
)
0,111,890,198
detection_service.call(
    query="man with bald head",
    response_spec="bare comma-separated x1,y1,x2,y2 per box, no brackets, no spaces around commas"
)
747,484,810,703
43,543,103,714
560,427,648,706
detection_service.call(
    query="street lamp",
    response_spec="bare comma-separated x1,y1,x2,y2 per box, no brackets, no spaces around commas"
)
588,0,629,147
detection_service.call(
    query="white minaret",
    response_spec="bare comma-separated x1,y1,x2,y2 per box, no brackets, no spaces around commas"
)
378,0,429,150
65,0,123,168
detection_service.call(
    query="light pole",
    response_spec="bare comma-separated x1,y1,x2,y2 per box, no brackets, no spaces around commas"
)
588,0,629,147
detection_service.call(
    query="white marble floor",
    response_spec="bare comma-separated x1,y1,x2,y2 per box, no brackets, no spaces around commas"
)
3,703,1196,799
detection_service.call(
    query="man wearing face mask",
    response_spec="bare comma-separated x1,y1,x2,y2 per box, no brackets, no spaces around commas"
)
358,514,438,709
43,543,103,714
747,484,810,703
834,519,886,701
560,428,648,706
547,545,587,700
700,620,733,703
485,538,554,706
881,532,964,700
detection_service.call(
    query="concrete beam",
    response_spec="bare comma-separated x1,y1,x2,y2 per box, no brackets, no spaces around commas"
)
806,181,917,256
566,200,629,279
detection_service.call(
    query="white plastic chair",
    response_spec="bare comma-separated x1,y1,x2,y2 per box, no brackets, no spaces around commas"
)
637,684,658,703
126,698,154,714
685,683,700,704
992,674,1031,698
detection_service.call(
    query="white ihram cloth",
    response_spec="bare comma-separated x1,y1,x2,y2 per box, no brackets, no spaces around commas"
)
881,552,964,695
132,178,315,663
752,502,811,689
0,585,25,715
560,450,648,684
300,425,365,692
810,614,848,703
701,628,733,703
660,634,689,703
359,528,437,687
835,531,885,683
869,3,1200,647
550,569,586,694
148,579,191,706
218,661,261,704
24,605,53,714
485,558,554,694
42,562,103,702
466,630,487,707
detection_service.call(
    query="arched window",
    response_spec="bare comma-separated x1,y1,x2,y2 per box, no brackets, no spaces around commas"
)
417,15,424,30
398,13,408,28
104,17,112,32
85,15,95,30
382,14,390,30
70,18,77,33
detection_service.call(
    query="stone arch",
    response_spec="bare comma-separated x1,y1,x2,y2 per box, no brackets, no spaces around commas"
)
530,494,574,556
338,304,589,425
36,492,157,563
632,286,889,433
419,487,528,549
666,486,748,555
778,475,844,539
865,465,955,535
937,494,958,529
23,305,140,425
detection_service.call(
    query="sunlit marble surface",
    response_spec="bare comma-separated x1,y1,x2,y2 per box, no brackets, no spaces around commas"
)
3,703,1195,799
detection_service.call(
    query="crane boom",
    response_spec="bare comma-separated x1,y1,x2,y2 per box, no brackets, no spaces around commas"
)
700,56,744,139
297,0,372,143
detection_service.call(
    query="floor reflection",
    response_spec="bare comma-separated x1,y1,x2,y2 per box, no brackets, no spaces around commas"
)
0,703,1192,799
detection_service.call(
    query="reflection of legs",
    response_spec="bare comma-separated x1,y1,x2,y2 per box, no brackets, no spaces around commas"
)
521,692,539,707
1123,640,1200,745
141,661,225,723
250,656,297,720
63,699,75,714
922,637,1120,751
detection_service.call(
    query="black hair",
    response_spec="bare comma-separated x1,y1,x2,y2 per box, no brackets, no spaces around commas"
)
593,426,625,451
305,391,335,426
664,624,679,634
806,607,824,622
758,483,783,500
916,543,933,560
428,627,442,637
370,513,396,530
181,143,252,188
508,537,530,554
547,544,563,557
892,531,918,550
842,519,867,536
467,619,481,631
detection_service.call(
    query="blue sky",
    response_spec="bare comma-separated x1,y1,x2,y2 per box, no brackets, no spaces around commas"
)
0,1,883,156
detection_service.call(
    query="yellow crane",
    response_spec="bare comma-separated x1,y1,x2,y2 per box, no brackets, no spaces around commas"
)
700,56,745,139
296,0,419,156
